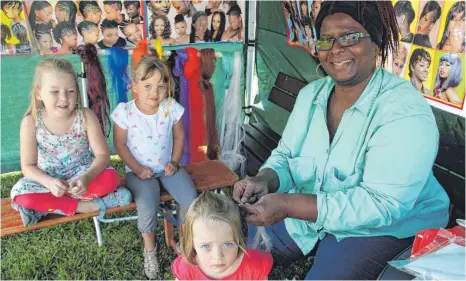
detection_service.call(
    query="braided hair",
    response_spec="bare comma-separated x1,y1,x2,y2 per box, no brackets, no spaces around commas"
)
55,0,78,25
52,21,76,45
12,23,28,43
1,24,12,46
28,1,53,32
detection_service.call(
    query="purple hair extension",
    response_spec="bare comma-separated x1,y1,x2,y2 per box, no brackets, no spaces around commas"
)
107,47,130,104
173,48,190,165
75,44,110,136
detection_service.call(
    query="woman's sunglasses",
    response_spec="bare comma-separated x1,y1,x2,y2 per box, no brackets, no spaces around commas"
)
316,32,371,51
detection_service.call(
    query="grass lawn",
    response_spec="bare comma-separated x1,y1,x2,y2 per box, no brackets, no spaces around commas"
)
1,157,313,280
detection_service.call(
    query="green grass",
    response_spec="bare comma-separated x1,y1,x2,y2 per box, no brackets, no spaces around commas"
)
1,157,312,280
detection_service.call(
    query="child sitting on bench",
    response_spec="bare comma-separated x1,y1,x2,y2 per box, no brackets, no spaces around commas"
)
11,58,132,227
112,54,197,279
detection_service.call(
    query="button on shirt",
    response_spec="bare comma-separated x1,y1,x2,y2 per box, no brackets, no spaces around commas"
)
261,68,450,255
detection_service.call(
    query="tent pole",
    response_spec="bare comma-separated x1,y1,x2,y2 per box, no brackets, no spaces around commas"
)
245,0,257,124
80,62,89,108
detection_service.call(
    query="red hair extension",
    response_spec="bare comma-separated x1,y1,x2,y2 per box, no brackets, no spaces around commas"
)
199,48,218,160
184,47,207,163
75,44,110,137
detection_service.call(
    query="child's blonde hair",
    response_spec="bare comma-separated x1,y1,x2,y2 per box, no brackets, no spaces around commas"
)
181,192,247,265
131,54,175,98
25,58,81,120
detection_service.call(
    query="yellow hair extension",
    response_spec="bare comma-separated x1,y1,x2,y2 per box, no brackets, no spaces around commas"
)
154,37,163,60
152,37,171,118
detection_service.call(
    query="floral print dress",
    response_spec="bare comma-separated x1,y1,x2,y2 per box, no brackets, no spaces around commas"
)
10,108,92,213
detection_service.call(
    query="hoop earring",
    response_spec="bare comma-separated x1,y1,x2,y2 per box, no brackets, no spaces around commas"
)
316,63,325,79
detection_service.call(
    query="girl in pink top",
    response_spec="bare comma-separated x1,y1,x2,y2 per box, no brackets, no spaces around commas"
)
172,192,273,280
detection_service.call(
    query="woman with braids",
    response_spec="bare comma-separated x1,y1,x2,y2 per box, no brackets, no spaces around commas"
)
11,22,31,54
234,1,449,279
28,1,54,33
54,0,77,26
53,21,77,54
1,24,13,55
78,1,102,25
34,23,58,55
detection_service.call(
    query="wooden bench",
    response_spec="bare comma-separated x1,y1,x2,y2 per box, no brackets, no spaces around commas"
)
1,160,239,250
242,72,465,226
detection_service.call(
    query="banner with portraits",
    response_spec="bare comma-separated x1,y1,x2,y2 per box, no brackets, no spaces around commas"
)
1,0,34,56
23,0,145,55
281,0,320,56
144,0,245,45
281,0,465,115
386,0,465,114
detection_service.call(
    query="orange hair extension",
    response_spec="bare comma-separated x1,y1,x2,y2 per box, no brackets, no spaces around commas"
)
131,40,150,99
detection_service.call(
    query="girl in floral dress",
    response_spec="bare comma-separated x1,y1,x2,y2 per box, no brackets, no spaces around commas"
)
11,58,132,226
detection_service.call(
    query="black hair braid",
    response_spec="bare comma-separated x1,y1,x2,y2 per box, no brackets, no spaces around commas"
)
373,1,399,66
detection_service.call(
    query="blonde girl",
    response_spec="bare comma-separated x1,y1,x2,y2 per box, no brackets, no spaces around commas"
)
112,55,197,279
11,58,131,227
171,192,273,280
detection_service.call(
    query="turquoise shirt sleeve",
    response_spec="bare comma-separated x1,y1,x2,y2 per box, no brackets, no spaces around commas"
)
314,113,440,231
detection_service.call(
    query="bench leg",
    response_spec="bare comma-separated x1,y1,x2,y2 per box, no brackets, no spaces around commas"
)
163,209,177,251
93,216,103,247
177,203,183,239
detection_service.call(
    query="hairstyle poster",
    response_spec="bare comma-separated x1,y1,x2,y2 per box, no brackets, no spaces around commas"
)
281,0,320,57
0,0,34,56
144,0,245,46
387,0,465,113
24,0,146,55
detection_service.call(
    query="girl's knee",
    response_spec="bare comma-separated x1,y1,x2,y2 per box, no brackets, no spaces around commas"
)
138,211,158,233
14,194,35,208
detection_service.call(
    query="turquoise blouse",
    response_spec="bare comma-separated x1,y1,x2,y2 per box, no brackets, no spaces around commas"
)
261,68,450,255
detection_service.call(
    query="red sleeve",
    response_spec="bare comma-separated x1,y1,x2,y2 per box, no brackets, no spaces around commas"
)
244,249,274,280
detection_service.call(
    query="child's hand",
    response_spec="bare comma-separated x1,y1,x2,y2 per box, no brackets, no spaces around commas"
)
164,161,179,176
47,178,69,197
68,175,89,197
136,166,153,179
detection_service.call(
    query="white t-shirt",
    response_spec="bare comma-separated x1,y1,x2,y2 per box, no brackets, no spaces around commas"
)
111,99,184,173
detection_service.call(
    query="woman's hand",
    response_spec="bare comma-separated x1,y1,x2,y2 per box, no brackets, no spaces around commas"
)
68,175,89,197
241,193,289,226
232,176,269,204
47,178,69,197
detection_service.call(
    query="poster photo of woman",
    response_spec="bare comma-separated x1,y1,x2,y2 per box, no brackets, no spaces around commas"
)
405,46,435,96
432,51,465,108
144,0,245,46
437,0,465,54
0,0,33,56
413,0,443,49
393,0,419,44
388,42,412,77
282,0,318,56
24,0,145,55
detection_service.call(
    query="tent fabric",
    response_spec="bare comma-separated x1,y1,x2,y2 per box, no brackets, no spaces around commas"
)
0,43,244,173
253,1,319,135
